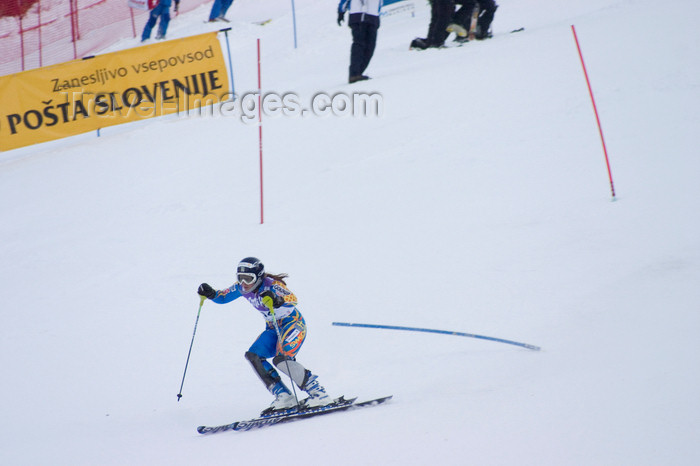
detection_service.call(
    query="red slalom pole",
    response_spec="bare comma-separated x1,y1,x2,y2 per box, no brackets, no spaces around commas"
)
257,38,264,223
571,25,616,200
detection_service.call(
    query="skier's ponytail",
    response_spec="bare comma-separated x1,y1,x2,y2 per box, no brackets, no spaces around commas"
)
265,273,288,284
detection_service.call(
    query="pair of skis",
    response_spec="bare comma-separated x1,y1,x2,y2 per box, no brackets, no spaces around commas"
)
197,395,392,434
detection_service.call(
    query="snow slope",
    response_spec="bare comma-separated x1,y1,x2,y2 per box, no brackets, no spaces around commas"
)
1,0,699,464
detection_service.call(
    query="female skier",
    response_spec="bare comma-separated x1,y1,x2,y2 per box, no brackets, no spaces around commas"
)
197,257,330,412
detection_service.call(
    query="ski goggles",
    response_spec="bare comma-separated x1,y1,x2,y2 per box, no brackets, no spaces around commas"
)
237,272,257,285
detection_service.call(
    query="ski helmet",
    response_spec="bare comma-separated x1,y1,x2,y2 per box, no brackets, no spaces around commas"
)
237,257,265,293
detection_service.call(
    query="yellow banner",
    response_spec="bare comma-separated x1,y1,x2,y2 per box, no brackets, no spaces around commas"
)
0,32,229,151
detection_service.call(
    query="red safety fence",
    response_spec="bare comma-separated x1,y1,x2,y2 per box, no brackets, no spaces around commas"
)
0,0,212,77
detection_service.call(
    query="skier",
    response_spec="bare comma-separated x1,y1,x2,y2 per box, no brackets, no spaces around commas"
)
450,0,498,41
197,257,330,412
207,0,234,22
410,0,455,50
141,0,179,42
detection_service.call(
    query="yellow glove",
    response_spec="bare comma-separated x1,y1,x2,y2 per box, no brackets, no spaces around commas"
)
262,295,275,314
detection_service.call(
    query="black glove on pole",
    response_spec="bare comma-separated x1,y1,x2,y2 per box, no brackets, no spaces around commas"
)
198,283,216,299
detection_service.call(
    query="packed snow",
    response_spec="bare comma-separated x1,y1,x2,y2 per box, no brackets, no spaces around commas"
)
1,0,699,464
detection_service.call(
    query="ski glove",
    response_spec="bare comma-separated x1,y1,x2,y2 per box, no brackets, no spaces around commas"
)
198,283,216,299
337,11,344,26
262,295,275,313
261,290,284,311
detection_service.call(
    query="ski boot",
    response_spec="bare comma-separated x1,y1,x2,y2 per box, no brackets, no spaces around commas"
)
302,373,330,408
268,381,296,411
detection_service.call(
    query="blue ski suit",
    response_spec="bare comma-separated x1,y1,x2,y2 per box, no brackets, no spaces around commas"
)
210,276,307,359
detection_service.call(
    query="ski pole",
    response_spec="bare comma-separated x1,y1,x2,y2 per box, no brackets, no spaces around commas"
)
264,298,300,405
177,295,206,401
271,315,301,405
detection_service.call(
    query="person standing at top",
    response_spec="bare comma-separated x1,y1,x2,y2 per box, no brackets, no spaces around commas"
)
208,0,234,22
141,0,179,42
197,257,330,413
338,0,383,83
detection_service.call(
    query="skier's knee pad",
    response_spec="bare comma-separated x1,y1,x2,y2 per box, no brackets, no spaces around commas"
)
272,354,291,366
245,351,280,387
245,351,264,367
272,355,309,388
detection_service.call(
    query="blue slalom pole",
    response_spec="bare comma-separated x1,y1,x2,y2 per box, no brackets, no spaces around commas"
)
332,322,541,351
220,27,235,96
290,0,298,48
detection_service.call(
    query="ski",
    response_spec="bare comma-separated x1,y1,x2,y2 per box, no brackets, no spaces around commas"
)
410,27,522,50
468,4,479,40
197,397,355,434
196,395,392,434
259,396,356,418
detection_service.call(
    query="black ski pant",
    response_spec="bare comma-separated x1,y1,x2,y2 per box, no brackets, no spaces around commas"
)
349,22,378,78
427,0,455,47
